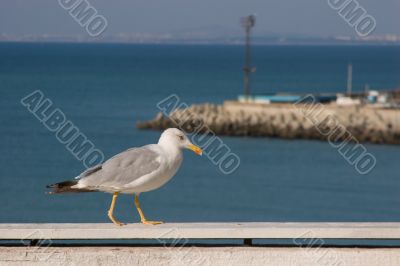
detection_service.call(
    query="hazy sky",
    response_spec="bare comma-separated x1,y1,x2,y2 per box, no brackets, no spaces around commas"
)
0,0,398,37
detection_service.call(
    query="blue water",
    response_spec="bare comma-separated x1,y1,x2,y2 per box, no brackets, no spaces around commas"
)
0,43,399,225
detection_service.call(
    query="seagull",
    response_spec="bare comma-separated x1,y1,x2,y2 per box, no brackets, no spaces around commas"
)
47,128,202,226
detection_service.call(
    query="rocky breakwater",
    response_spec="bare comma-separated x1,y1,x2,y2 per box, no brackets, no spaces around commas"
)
137,100,400,145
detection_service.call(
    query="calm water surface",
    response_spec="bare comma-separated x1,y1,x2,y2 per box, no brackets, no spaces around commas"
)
0,43,399,225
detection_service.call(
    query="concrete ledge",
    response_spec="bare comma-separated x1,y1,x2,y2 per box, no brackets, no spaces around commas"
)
1,223,400,240
2,246,400,266
2,223,400,265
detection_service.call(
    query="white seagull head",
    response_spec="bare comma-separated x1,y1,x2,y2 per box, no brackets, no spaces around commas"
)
158,128,202,155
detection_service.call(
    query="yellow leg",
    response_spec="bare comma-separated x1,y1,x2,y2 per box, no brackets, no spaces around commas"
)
107,192,125,226
134,195,163,225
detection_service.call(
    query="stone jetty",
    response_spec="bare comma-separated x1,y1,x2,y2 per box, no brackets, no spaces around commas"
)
137,100,400,145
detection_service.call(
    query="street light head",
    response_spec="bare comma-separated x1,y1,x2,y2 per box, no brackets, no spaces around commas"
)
241,15,256,28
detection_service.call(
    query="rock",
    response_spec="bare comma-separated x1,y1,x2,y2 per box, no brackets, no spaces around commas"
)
137,102,400,145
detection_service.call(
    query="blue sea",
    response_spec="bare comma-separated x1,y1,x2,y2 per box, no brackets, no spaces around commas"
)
0,43,399,228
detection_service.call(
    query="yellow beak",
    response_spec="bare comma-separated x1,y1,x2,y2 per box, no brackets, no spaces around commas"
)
187,144,203,155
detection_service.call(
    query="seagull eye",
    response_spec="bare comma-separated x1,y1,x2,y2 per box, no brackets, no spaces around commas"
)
178,135,184,141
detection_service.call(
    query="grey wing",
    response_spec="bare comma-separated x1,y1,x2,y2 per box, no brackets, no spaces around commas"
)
78,146,162,189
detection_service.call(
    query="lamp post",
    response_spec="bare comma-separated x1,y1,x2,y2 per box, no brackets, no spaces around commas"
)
241,15,256,101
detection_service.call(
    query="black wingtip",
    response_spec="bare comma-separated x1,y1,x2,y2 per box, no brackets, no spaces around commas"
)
45,180,94,194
